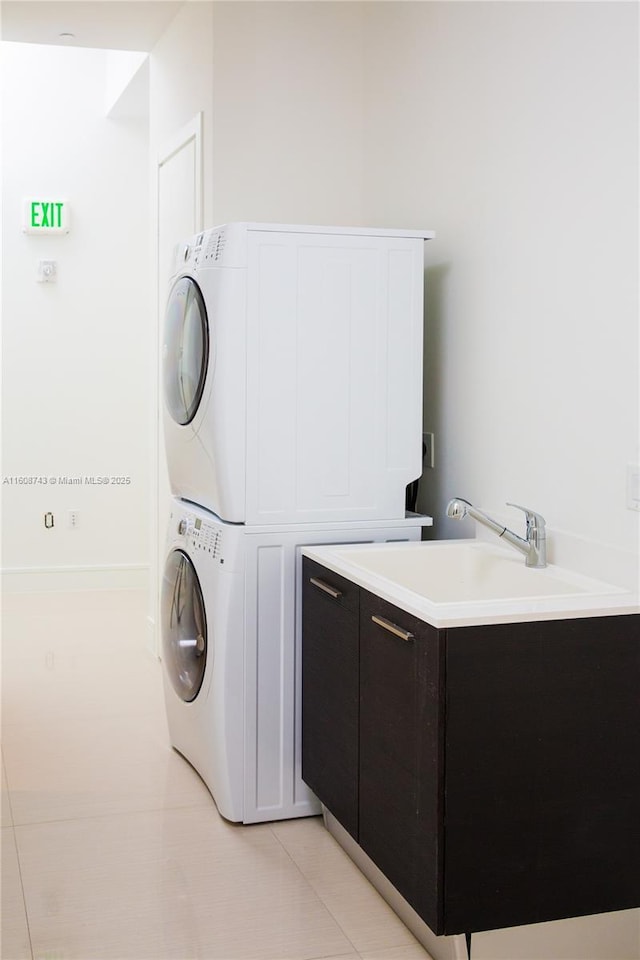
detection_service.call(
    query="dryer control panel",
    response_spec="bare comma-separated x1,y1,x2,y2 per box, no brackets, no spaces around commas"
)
176,224,249,274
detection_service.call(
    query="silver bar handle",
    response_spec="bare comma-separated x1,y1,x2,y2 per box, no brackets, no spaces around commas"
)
309,576,342,600
371,614,414,643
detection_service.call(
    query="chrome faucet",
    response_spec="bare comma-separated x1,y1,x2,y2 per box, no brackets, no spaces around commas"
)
446,498,547,568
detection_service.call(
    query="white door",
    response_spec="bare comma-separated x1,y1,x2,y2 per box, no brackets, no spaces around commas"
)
149,114,203,657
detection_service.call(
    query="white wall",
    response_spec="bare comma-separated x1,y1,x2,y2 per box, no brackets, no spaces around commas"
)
362,1,639,580
210,1,365,226
1,42,150,587
150,1,365,226
149,2,215,225
104,49,148,117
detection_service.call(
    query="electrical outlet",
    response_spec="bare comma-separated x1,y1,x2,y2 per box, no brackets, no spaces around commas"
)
37,260,57,283
68,510,79,529
423,432,435,469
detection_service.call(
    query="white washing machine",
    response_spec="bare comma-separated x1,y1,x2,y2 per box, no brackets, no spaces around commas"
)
161,499,245,821
162,222,434,525
161,497,430,823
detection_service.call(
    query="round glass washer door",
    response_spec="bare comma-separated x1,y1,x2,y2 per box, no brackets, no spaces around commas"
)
161,549,208,702
163,277,209,425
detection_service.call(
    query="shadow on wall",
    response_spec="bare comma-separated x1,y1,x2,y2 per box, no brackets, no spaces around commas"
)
417,262,455,540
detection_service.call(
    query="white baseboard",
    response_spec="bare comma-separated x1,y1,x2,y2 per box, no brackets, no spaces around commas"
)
1,564,149,593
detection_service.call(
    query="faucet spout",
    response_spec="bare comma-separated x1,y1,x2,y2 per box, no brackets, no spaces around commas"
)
446,498,547,568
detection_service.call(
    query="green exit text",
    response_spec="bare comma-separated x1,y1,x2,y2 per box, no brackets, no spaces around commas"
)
31,201,65,229
23,197,70,234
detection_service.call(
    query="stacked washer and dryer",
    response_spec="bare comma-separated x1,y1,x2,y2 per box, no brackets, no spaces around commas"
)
160,222,434,824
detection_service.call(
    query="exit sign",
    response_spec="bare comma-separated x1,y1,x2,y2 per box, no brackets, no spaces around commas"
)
23,199,70,235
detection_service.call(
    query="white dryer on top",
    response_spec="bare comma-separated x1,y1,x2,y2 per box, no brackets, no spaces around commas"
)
162,222,434,525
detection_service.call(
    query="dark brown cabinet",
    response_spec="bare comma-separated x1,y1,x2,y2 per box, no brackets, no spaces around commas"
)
301,558,360,838
302,557,640,937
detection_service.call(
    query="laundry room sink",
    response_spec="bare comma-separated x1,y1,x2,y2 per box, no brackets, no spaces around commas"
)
302,539,635,627
334,540,623,602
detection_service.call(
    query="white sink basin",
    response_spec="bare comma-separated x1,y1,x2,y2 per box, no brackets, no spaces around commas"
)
302,539,635,627
340,540,620,604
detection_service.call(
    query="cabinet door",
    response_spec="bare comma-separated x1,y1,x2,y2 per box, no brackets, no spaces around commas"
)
359,591,445,933
443,615,640,934
301,558,360,838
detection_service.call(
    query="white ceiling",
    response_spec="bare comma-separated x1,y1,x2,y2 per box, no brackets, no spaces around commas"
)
1,1,184,51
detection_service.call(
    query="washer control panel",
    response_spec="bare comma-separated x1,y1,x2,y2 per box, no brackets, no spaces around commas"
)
178,513,222,560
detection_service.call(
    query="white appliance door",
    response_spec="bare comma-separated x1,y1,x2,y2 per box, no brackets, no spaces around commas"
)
161,548,208,702
163,277,209,426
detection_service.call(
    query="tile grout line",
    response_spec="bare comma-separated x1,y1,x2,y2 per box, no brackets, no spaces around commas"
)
12,826,36,960
2,749,18,827
4,748,36,960
7,798,220,832
268,823,363,960
267,824,428,960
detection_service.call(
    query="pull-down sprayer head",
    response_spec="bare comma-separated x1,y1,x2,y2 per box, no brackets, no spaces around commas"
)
446,498,471,521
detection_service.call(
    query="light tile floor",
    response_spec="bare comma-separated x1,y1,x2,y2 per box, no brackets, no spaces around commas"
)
1,588,433,960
